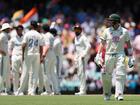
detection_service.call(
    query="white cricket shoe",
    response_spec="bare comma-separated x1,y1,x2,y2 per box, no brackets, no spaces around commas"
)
41,92,51,96
50,92,61,95
14,91,24,96
115,94,124,101
117,96,124,101
28,92,35,96
0,92,8,96
75,92,86,96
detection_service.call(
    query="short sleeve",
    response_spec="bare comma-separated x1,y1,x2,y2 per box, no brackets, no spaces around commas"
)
22,33,28,44
100,29,107,41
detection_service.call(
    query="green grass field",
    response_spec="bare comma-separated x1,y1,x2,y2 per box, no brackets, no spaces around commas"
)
0,95,140,105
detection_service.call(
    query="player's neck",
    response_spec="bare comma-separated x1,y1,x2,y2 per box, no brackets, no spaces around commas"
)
112,25,120,30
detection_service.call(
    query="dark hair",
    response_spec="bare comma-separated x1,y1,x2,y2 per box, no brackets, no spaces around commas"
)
42,24,50,32
30,21,38,28
50,28,57,36
15,25,23,30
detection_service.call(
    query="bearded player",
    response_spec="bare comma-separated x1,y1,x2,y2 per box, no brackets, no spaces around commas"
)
74,24,91,95
95,14,134,101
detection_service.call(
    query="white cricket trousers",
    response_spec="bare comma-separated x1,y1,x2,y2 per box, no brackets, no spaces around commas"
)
0,55,10,93
56,55,63,78
44,50,59,93
103,53,126,97
18,54,40,94
38,63,44,92
75,56,88,93
11,55,22,92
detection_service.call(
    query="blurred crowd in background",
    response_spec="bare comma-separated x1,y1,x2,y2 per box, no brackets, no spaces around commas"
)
0,0,140,94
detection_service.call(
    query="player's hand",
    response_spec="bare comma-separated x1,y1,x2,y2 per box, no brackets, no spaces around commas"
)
94,53,103,67
40,55,46,63
0,51,6,56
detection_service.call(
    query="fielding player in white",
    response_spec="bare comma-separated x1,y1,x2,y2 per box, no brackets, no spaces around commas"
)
16,21,43,95
41,28,60,95
74,24,91,95
9,25,24,94
37,24,49,94
0,23,11,95
51,28,63,79
95,14,134,101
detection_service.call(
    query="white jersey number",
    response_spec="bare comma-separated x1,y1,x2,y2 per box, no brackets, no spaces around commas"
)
29,39,39,47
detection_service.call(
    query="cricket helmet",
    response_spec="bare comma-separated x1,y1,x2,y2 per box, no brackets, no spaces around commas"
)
108,14,121,23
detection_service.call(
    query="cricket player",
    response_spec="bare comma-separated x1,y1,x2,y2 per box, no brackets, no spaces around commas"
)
41,27,60,95
0,23,11,95
16,21,43,95
51,28,63,79
9,25,24,94
95,14,133,101
74,24,91,95
38,24,50,94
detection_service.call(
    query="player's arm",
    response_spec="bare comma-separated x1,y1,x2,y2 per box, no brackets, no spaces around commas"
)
39,36,45,63
95,29,107,67
41,37,50,63
41,45,50,63
125,31,134,68
22,33,27,61
9,39,14,57
94,39,106,67
0,37,6,56
95,39,106,60
40,46,43,60
126,40,133,55
97,29,107,54
22,43,26,61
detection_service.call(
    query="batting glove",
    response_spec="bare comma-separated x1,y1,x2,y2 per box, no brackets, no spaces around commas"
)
128,56,135,68
94,53,103,68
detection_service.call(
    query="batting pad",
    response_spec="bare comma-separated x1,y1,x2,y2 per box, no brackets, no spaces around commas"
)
102,73,112,96
115,75,126,97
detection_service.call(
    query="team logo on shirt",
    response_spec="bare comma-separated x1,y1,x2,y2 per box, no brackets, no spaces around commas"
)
112,36,120,42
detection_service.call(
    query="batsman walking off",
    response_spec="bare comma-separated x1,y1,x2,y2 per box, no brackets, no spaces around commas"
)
95,14,134,101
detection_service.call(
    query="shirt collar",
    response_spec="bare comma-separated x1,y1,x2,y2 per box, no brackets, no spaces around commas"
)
110,25,121,31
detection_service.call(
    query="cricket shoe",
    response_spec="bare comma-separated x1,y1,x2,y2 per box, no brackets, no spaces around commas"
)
0,92,8,96
15,92,24,96
41,92,51,96
50,92,61,95
115,95,124,101
75,91,86,96
28,92,36,96
38,90,43,95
